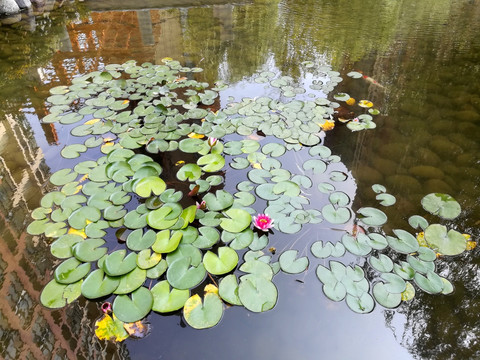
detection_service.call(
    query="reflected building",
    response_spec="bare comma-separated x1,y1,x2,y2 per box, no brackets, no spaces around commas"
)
0,111,131,359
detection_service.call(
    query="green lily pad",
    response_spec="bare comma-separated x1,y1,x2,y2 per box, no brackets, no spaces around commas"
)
345,292,375,314
166,244,203,267
357,207,387,226
61,144,87,159
184,292,223,329
303,159,327,174
40,279,80,309
114,267,147,294
376,193,396,206
386,229,419,254
134,176,166,197
126,229,157,251
137,249,162,269
203,247,239,275
192,226,220,249
278,250,309,274
238,276,277,312
342,233,372,256
72,238,107,262
272,181,301,196
408,215,429,230
393,261,416,280
151,280,190,313
367,233,389,250
239,260,274,280
381,273,406,293
146,206,178,230
407,254,435,274
103,250,138,276
262,143,286,157
424,224,467,256
146,259,168,279
369,254,394,273
113,286,153,323
421,193,461,220
414,270,444,294
51,234,84,259
220,208,252,233
322,204,351,224
54,257,91,284
167,257,206,290
197,153,225,172
247,169,272,184
81,269,120,299
68,206,101,229
50,168,78,186
373,282,402,308
152,230,183,253
218,274,242,305
202,190,234,212
177,163,202,181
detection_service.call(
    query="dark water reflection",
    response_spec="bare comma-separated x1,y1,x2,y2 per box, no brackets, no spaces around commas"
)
0,0,479,359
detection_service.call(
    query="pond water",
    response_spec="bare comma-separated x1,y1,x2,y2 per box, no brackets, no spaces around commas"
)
1,0,479,359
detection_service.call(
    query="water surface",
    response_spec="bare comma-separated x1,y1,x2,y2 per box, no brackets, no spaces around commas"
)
0,0,479,359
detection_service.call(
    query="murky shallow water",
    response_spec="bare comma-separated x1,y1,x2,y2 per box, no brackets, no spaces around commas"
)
1,0,479,359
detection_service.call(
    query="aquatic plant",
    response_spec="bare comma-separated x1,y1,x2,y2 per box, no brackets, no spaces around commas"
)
26,59,473,340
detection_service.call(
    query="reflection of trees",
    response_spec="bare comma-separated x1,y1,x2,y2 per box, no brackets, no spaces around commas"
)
396,253,480,359
320,2,480,359
0,2,89,115
182,1,280,84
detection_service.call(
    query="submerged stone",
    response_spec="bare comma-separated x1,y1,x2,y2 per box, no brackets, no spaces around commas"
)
423,179,453,195
429,135,463,157
385,174,422,193
409,165,444,179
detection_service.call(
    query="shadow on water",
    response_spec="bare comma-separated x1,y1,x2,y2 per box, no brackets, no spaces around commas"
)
0,0,479,359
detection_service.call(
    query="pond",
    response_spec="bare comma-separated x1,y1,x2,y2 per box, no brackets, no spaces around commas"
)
1,0,479,359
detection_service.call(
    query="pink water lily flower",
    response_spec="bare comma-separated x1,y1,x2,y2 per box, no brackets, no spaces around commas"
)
207,137,218,147
253,213,274,231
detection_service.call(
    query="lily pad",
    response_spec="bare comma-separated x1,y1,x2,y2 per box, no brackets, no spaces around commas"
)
357,207,387,226
197,153,225,172
72,238,107,262
151,280,190,313
103,250,138,276
81,269,120,299
134,176,166,197
421,193,461,220
424,224,467,256
166,257,206,290
220,208,252,233
183,292,223,329
177,163,202,182
238,276,277,312
218,274,242,305
113,286,153,323
373,282,402,308
322,204,351,224
278,250,309,274
203,190,234,211
54,257,91,284
203,247,239,275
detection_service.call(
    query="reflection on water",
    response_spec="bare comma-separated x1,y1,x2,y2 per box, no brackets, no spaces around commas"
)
0,0,479,358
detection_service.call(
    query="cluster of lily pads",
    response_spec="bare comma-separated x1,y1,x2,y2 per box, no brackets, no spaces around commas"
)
27,59,473,339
